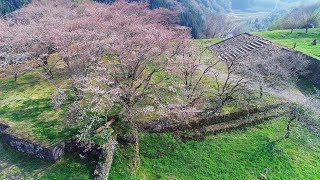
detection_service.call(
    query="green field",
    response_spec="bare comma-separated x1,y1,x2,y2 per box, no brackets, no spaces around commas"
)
109,118,320,179
255,29,320,59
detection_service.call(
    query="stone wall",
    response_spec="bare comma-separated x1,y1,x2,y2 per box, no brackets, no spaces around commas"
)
0,124,66,162
0,123,102,163
1,122,118,179
138,104,284,133
94,136,117,180
0,123,9,132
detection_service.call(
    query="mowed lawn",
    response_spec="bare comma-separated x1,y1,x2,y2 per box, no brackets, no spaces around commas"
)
109,118,320,179
255,29,320,59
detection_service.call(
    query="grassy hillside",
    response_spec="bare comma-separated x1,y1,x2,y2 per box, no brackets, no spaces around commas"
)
1,34,320,179
109,117,320,179
255,29,320,59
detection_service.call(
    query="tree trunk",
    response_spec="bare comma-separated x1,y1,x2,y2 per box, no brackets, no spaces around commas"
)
123,109,140,171
293,42,297,49
47,69,54,79
259,85,263,98
44,61,54,79
14,73,17,82
290,29,293,34
285,118,294,139
72,86,83,101
133,127,140,169
305,27,308,33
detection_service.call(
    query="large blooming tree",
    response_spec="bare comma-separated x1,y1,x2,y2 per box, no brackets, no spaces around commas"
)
0,0,246,171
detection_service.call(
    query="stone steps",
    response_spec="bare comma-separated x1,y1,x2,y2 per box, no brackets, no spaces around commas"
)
252,41,264,47
213,37,272,61
242,46,253,51
239,47,248,53
257,39,269,45
250,42,261,48
246,44,256,50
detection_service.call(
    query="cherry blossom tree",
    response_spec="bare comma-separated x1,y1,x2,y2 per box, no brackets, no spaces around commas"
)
0,0,247,172
77,1,188,167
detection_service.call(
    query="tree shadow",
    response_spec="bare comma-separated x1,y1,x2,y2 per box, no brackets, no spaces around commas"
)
0,74,41,94
0,139,50,178
0,139,95,179
248,136,297,178
0,98,52,122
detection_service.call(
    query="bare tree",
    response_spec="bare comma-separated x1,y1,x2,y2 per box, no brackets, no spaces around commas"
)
207,59,247,115
168,41,219,107
285,105,302,139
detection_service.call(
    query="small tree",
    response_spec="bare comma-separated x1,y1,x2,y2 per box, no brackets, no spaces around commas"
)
208,59,246,115
285,105,302,139
300,3,320,33
281,9,302,34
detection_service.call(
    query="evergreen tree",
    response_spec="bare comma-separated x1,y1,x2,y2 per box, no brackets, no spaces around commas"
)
179,9,204,38
0,0,30,15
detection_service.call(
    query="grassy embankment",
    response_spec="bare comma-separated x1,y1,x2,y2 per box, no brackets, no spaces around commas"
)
109,118,320,179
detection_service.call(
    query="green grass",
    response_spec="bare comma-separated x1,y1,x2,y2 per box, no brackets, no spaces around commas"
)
0,139,95,179
255,28,320,59
109,117,320,179
0,73,80,146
